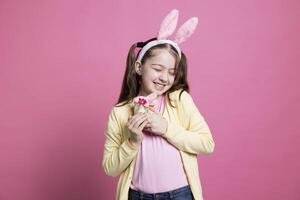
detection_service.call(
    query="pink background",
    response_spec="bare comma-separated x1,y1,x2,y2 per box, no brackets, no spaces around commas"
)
0,0,299,199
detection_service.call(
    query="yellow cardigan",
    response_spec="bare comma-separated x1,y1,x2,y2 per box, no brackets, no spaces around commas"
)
102,89,215,200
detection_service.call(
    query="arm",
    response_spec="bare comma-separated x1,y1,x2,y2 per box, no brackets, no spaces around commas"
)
162,91,215,155
102,108,139,177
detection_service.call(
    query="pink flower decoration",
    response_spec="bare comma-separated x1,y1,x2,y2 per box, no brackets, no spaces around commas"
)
138,98,147,105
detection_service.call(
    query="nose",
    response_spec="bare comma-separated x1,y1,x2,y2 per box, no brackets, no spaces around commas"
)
159,70,168,83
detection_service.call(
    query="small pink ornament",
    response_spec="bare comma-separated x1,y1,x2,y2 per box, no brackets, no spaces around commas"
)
133,93,157,114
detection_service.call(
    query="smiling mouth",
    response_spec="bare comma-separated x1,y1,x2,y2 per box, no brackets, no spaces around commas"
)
154,82,166,90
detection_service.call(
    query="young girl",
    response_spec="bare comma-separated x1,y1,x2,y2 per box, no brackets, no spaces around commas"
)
102,9,215,200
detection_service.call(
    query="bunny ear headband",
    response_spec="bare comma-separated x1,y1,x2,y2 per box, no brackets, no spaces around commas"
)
136,9,198,63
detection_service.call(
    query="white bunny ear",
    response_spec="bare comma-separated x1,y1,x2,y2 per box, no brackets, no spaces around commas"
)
174,17,198,44
157,9,179,40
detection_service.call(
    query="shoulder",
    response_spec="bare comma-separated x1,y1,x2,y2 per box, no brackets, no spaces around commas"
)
108,100,132,121
168,89,193,104
167,89,198,115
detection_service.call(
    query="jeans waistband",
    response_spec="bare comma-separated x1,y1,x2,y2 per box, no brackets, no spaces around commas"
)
129,185,191,198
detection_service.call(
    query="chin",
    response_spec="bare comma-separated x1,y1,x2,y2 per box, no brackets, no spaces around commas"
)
153,88,169,95
145,85,171,96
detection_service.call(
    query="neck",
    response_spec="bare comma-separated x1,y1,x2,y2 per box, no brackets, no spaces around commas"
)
138,87,151,97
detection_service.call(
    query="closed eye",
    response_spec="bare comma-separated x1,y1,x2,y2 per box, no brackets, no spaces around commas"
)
153,68,162,72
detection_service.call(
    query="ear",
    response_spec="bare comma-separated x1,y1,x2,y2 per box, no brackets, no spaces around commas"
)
134,61,142,75
157,9,179,40
174,17,198,44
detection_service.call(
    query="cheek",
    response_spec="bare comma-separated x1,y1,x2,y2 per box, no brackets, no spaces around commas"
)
169,75,175,83
144,71,158,80
141,72,155,84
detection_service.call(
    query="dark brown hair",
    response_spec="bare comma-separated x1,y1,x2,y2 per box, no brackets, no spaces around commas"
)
116,40,189,107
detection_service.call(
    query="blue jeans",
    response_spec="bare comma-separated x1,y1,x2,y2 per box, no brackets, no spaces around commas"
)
128,185,194,200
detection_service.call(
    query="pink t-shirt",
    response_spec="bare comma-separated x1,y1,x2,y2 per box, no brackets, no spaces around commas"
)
130,95,188,193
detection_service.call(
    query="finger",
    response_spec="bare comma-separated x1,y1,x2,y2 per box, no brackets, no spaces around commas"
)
145,113,153,124
143,125,150,130
143,121,151,128
133,112,146,119
132,118,147,130
127,118,134,128
152,109,161,116
132,114,148,128
127,121,134,131
128,113,144,126
142,122,151,131
139,119,149,130
128,114,143,129
149,107,156,113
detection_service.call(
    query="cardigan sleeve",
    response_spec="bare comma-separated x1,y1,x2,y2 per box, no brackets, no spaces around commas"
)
162,91,215,155
102,107,139,177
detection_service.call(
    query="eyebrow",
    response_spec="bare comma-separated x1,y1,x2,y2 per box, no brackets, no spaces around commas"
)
151,64,175,70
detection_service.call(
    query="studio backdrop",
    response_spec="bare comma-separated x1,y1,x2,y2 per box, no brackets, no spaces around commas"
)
0,0,299,200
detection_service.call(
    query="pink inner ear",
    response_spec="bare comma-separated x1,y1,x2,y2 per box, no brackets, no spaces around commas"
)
157,9,179,39
174,17,198,44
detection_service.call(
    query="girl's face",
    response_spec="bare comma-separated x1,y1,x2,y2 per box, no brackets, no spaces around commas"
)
135,48,176,96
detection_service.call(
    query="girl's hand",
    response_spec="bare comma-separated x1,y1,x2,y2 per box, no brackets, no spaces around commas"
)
143,109,168,136
126,113,148,147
